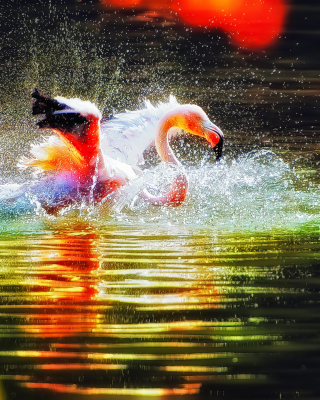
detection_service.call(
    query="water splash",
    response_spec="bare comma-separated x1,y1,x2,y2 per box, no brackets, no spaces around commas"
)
1,150,319,234
101,150,320,233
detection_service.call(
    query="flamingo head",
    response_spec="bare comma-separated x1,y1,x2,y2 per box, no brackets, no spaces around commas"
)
159,104,224,160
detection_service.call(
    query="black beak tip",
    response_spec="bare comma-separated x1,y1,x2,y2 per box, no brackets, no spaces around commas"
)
214,134,224,160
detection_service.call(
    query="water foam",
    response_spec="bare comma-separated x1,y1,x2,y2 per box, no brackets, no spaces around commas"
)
1,150,319,234
104,150,320,233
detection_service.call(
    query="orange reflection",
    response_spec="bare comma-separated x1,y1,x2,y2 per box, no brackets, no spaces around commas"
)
25,223,102,337
22,382,201,396
101,0,288,50
2,226,226,398
107,0,142,5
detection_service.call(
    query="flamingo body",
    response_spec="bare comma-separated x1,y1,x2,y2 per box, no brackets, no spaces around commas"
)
13,90,223,214
100,96,180,167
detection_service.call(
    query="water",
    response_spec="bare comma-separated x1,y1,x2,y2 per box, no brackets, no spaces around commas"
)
1,222,320,399
1,0,320,399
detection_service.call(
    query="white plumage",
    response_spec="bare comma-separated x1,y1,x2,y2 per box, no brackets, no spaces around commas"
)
100,95,180,167
55,96,102,119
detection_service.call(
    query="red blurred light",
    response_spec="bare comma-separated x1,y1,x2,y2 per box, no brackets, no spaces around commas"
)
102,0,142,6
171,0,288,49
101,0,288,50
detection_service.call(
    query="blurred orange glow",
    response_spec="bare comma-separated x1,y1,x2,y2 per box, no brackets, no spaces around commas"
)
172,0,287,49
23,226,102,338
22,382,201,396
106,0,142,6
101,0,288,50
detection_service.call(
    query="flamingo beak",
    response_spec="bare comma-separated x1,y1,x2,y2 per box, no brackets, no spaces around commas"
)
204,121,224,160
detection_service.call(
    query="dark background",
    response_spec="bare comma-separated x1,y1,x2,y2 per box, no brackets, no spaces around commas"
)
0,0,319,175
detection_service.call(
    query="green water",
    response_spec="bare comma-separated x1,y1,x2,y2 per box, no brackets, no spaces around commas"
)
1,0,320,399
1,222,320,399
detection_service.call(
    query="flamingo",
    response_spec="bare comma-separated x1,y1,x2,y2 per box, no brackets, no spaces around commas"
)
100,95,223,166
17,89,223,213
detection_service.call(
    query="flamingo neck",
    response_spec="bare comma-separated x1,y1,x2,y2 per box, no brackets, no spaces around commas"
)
155,117,181,165
142,114,188,207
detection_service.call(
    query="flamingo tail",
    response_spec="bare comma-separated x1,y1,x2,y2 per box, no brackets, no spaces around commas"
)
19,134,86,174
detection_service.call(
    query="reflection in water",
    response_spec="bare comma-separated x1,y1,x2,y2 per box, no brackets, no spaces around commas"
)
0,223,223,397
1,224,320,398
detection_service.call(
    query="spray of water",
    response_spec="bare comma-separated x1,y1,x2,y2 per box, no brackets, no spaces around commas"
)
8,149,309,234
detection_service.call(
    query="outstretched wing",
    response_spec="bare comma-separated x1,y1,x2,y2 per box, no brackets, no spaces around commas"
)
21,89,102,174
31,88,101,135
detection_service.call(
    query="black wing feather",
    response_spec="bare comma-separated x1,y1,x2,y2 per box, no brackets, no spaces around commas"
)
32,88,88,135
